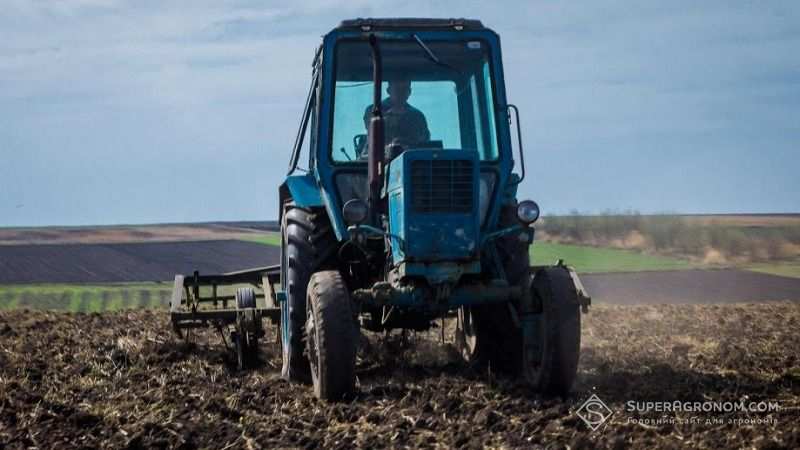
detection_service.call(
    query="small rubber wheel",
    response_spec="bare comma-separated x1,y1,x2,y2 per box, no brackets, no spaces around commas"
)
234,287,259,369
236,287,256,309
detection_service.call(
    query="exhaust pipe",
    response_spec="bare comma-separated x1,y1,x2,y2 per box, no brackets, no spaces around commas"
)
367,34,384,225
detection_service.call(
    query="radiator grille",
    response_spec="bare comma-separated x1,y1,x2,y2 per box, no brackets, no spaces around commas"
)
410,159,474,213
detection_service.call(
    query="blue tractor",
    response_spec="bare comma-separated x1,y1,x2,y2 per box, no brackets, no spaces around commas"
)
171,18,590,401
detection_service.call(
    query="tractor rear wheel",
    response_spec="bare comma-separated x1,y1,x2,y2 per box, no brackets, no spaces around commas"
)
305,270,358,401
524,267,581,396
280,202,337,382
456,205,528,373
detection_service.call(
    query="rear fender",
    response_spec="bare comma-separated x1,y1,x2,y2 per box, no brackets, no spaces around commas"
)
278,175,324,221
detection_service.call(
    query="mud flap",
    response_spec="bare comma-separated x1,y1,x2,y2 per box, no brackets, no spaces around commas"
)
563,265,592,313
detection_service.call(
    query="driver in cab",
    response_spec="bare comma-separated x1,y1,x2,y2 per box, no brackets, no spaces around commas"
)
362,78,430,156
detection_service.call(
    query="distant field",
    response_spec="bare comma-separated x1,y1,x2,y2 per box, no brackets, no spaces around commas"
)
747,260,800,279
540,213,800,267
531,241,694,273
0,223,269,246
2,220,797,313
0,283,172,312
243,234,701,274
244,234,799,278
678,214,800,227
240,232,697,274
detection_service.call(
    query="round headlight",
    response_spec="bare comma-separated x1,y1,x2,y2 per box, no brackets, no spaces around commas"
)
342,199,368,225
517,200,540,225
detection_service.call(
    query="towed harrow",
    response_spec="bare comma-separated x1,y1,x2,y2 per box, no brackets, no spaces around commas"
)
170,265,282,369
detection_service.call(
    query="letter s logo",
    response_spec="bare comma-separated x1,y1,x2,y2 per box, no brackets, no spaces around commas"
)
583,400,607,426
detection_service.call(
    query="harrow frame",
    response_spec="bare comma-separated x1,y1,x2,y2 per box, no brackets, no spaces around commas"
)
170,265,283,368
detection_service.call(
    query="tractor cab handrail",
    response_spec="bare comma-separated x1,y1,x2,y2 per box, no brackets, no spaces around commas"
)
506,104,525,185
287,67,320,176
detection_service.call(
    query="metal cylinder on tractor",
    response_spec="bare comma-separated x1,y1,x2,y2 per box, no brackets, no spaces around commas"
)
170,18,591,401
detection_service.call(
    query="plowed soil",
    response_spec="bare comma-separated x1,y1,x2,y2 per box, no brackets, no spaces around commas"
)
1,302,797,449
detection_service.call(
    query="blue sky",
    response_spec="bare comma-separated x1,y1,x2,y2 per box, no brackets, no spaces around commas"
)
1,0,798,226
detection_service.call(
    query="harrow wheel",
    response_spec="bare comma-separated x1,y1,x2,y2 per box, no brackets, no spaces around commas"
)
234,287,259,370
305,270,358,401
523,267,581,396
236,286,257,309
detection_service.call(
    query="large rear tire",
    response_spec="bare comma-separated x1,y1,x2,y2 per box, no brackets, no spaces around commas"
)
524,267,581,396
456,205,528,373
280,202,337,382
305,270,358,401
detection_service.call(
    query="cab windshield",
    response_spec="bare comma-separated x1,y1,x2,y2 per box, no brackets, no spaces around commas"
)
331,38,499,162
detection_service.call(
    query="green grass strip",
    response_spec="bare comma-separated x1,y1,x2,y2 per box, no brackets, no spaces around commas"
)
531,241,694,273
0,283,172,312
149,291,166,309
747,260,800,279
65,288,79,311
241,234,281,247
106,289,125,311
0,291,20,310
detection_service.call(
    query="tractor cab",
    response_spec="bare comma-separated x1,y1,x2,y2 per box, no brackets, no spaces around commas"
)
286,19,526,299
291,19,514,245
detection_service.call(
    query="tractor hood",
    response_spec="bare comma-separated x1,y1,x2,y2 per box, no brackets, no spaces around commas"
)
384,149,480,266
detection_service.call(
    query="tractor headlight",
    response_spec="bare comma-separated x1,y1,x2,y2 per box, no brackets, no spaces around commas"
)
517,200,540,225
342,199,367,225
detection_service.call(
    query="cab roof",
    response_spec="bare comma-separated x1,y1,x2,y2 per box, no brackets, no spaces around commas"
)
336,18,485,31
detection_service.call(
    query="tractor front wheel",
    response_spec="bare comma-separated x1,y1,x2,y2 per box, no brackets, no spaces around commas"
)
523,267,581,396
279,202,337,382
455,205,528,373
305,270,358,401
455,304,521,373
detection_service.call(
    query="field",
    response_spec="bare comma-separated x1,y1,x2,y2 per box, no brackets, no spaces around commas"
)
1,220,798,448
2,223,799,312
0,240,278,285
539,213,800,265
0,302,796,449
530,241,694,273
0,223,271,246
